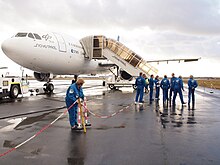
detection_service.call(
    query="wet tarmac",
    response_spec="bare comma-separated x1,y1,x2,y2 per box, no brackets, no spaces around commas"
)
0,80,220,165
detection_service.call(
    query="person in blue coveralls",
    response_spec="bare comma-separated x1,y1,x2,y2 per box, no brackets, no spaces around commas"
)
169,73,176,105
188,75,198,109
149,74,154,104
135,72,146,104
65,78,85,130
172,76,186,106
160,75,170,105
154,75,160,100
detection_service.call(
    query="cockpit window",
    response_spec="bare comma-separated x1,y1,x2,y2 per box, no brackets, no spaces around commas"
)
15,33,27,37
33,33,41,40
28,33,34,39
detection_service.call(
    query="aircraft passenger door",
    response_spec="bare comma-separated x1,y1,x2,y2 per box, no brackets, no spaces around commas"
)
53,33,67,52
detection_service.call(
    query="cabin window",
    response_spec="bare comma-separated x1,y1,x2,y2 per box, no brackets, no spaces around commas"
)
28,33,35,39
15,33,27,37
34,33,41,40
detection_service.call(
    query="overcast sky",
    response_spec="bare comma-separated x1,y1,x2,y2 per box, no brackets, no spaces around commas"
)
0,0,220,77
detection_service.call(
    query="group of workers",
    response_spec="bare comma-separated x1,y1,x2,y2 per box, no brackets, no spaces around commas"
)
135,72,198,108
65,73,198,130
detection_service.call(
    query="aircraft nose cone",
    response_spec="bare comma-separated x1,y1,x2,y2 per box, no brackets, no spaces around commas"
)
1,39,11,56
1,38,19,60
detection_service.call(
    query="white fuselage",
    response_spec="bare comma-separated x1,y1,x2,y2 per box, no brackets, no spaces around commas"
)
1,31,107,75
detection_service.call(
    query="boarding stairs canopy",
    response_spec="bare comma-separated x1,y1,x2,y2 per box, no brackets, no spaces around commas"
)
80,35,158,77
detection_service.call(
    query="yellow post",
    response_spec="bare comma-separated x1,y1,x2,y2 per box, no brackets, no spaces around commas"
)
78,98,86,133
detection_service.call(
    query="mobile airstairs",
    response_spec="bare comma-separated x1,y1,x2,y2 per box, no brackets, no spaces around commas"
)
80,36,158,89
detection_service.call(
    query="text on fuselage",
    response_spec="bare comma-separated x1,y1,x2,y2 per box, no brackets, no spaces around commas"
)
34,43,57,50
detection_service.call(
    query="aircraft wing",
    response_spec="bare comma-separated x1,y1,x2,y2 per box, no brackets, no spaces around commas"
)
146,57,201,64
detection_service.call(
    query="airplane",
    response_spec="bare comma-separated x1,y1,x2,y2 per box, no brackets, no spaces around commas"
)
1,31,117,92
1,31,200,93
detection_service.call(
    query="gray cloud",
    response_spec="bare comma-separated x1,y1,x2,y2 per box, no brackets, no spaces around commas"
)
0,0,220,76
1,0,220,34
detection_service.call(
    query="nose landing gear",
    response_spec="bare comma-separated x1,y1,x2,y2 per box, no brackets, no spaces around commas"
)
43,82,54,93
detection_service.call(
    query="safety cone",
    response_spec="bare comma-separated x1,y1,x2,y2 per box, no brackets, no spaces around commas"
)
76,105,83,130
78,98,86,133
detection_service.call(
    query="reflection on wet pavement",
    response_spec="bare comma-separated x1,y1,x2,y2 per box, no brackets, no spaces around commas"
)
95,124,126,130
155,103,197,128
1,80,220,164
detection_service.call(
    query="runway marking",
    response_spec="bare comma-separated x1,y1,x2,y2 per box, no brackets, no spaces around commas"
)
0,118,26,132
0,101,77,158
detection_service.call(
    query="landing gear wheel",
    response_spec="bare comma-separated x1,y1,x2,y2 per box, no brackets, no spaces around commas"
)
10,85,19,99
43,83,54,93
133,84,137,90
108,84,116,90
47,83,54,92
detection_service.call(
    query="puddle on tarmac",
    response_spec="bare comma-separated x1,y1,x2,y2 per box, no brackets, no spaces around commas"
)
113,125,125,128
67,157,84,165
0,97,23,104
95,125,126,130
3,140,16,148
31,148,42,155
43,97,65,102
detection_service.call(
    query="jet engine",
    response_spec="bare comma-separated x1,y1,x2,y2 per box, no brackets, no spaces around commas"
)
120,70,133,81
34,72,51,82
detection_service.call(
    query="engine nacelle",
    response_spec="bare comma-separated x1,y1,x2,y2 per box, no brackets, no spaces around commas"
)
34,72,52,82
120,70,133,81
